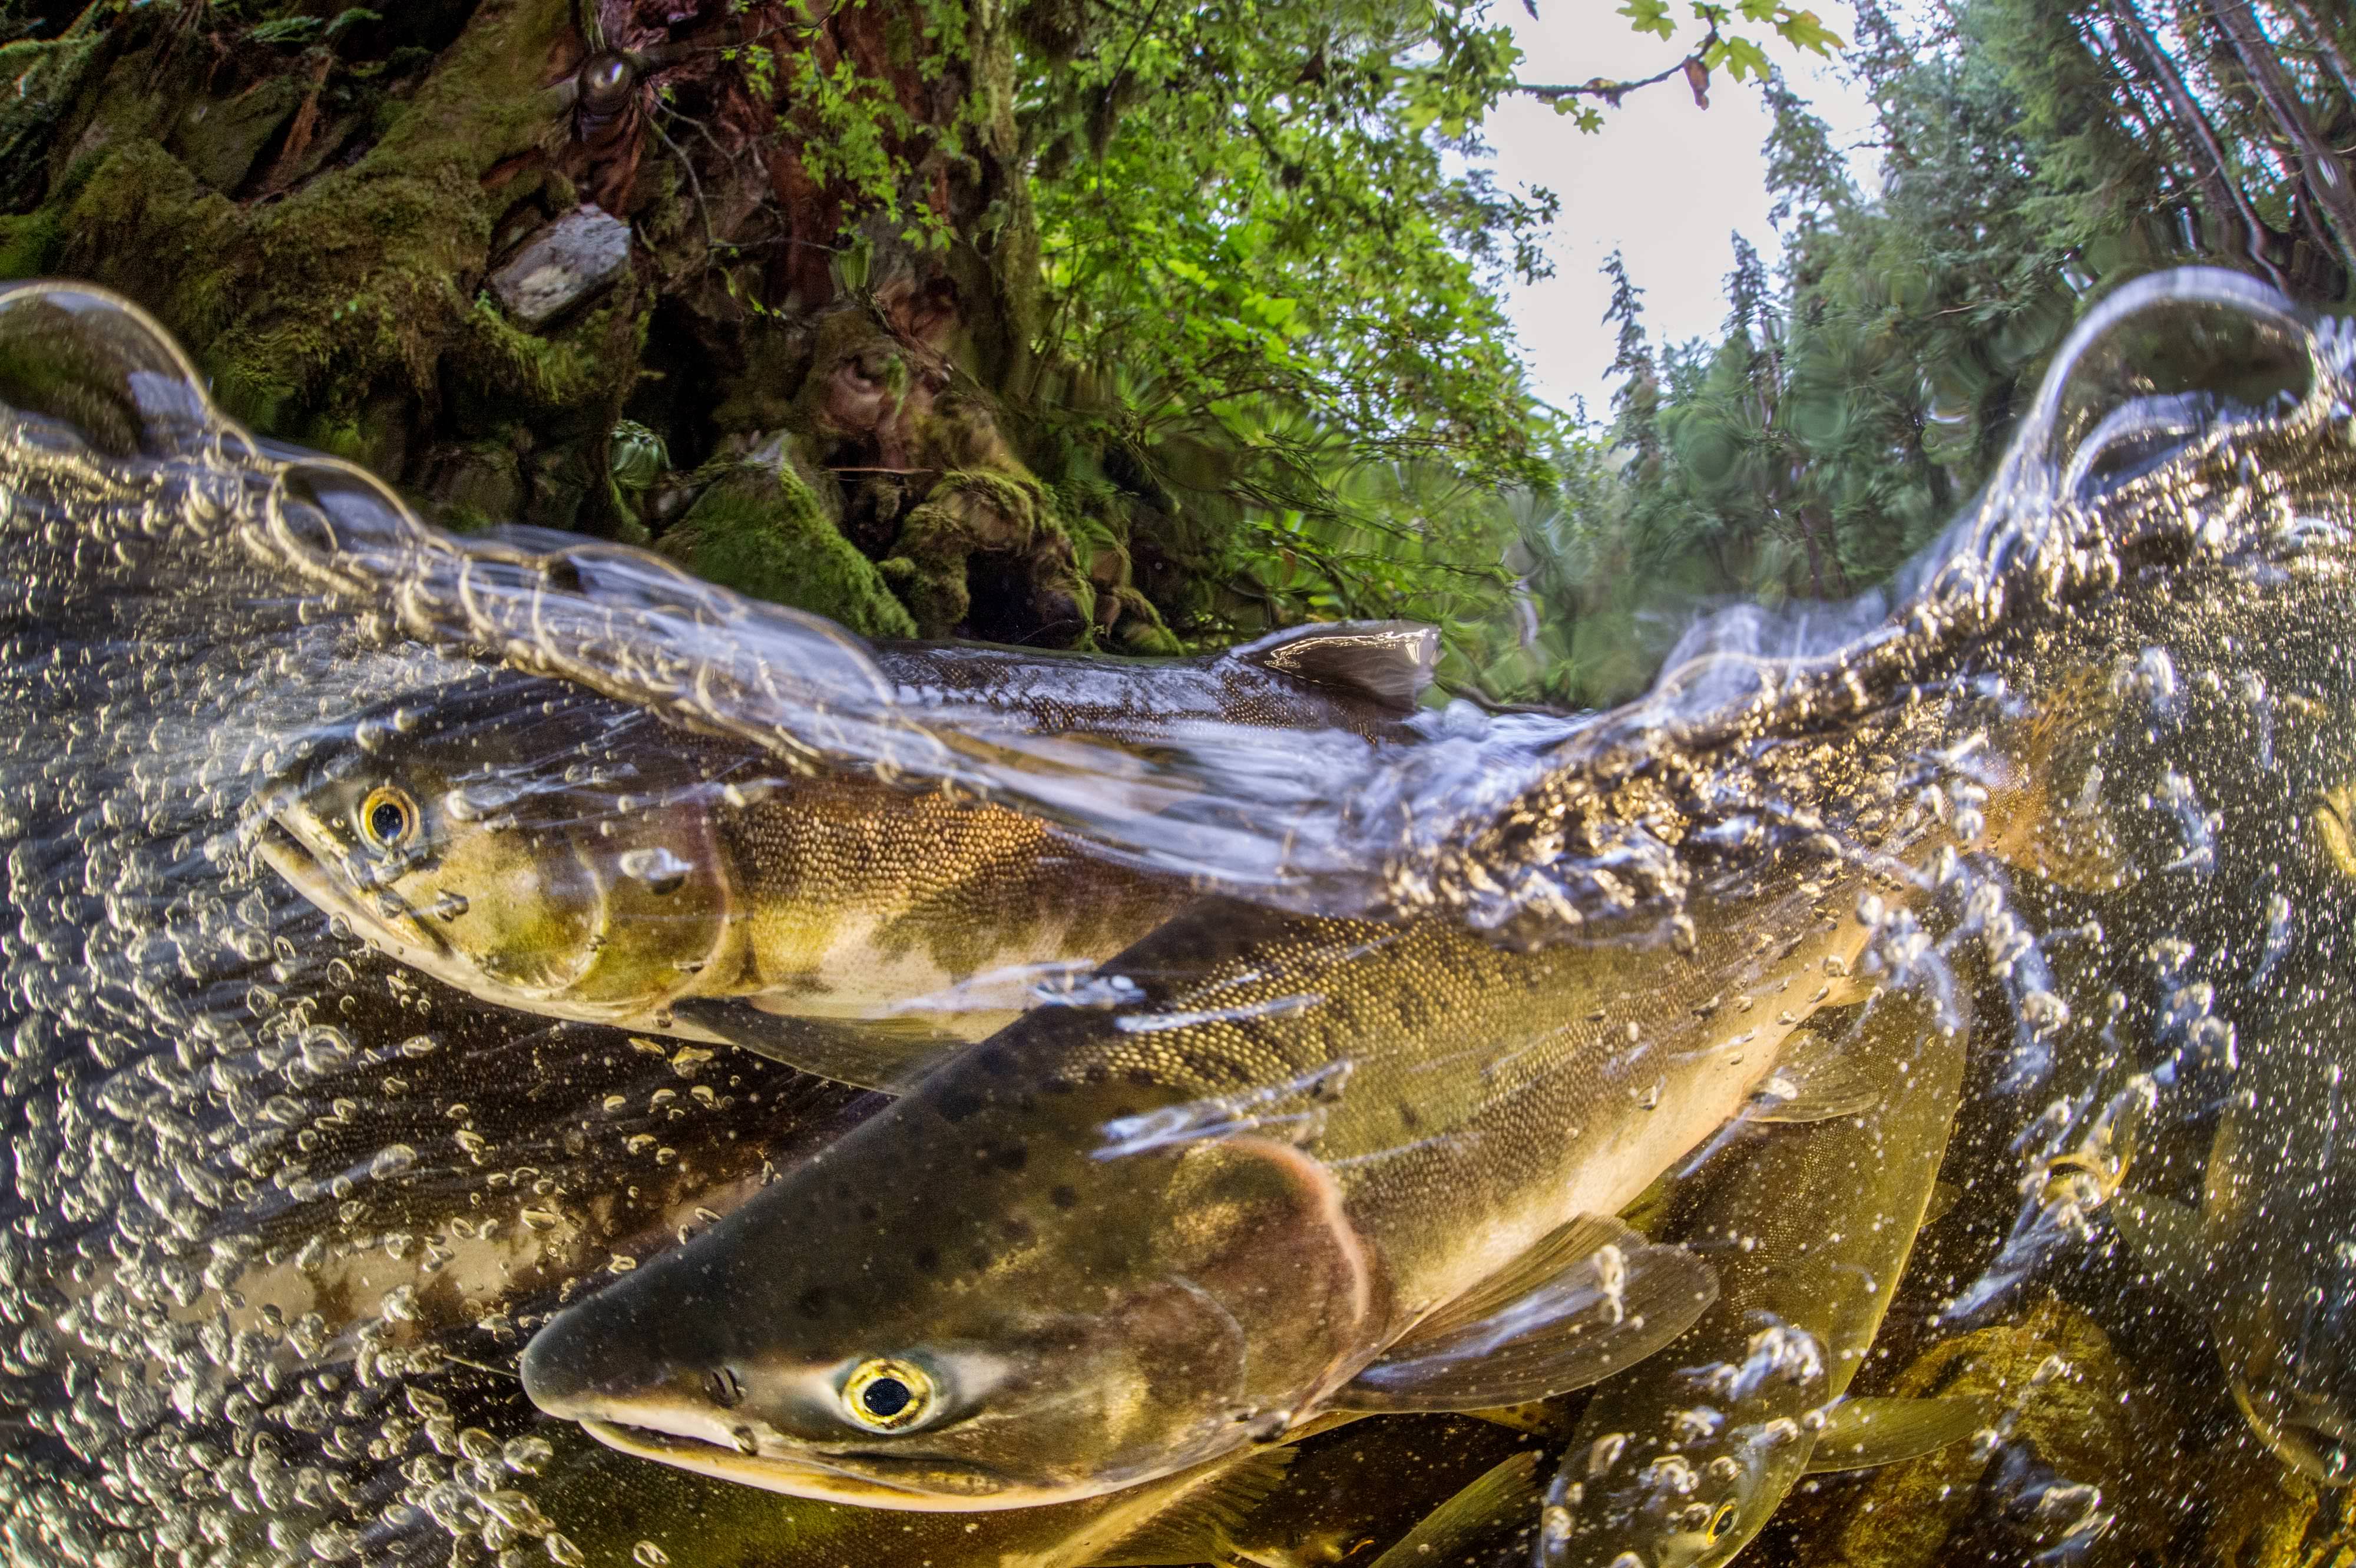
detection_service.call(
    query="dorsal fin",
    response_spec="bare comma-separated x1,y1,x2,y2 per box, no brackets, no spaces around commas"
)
1227,622,1440,714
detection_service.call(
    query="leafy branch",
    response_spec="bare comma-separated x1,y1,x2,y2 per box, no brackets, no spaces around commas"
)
1515,1,1845,130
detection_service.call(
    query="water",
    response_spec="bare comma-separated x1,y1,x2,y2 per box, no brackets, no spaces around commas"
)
0,270,2352,1564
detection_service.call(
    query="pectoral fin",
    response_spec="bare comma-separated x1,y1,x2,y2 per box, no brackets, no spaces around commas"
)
1096,1447,1298,1567
666,1000,963,1091
1745,1043,1883,1124
2111,1189,2212,1305
1365,1453,1544,1568
1336,1215,1719,1412
1804,1395,1993,1473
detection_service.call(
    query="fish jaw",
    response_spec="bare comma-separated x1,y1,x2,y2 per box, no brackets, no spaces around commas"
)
257,816,455,977
572,1420,1104,1511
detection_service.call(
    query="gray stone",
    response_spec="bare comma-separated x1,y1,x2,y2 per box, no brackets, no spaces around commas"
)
489,206,633,329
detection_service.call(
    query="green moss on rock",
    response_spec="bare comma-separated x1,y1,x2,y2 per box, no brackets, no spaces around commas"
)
660,445,916,639
168,74,308,194
882,467,1062,635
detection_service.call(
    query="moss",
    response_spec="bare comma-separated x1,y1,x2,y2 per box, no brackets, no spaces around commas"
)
0,28,117,211
416,439,525,533
448,287,644,427
38,0,574,443
359,0,570,181
880,467,1043,635
0,206,61,279
52,138,243,350
660,448,917,640
710,320,818,436
1107,585,1181,653
168,74,308,194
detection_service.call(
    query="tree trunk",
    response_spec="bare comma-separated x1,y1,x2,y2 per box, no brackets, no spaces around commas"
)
0,0,1184,653
2100,0,2301,293
2206,0,2356,272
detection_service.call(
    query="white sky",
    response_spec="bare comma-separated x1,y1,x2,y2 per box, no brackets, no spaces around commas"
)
1475,1,1885,419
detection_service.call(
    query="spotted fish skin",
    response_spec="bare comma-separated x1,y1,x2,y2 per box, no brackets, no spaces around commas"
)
260,622,1443,1073
514,852,1901,1511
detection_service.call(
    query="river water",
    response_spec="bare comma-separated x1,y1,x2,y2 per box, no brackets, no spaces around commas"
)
0,270,2353,1566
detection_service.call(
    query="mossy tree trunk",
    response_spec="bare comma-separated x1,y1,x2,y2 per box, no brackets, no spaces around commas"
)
0,0,1182,651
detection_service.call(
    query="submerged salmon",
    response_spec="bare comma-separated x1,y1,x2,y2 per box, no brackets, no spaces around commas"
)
513,844,1915,1509
1536,995,1977,1567
259,625,1437,1085
2116,780,2356,1484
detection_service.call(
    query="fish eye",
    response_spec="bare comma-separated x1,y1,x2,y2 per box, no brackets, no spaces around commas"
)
1710,1501,1739,1539
840,1357,935,1433
358,787,421,852
704,1366,744,1409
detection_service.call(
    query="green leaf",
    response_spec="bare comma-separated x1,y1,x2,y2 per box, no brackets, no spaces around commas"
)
1774,9,1844,55
1617,0,1676,40
1721,36,1772,79
248,16,323,44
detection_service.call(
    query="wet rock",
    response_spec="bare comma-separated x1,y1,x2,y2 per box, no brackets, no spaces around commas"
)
491,206,633,331
169,77,307,194
2199,1450,2356,1567
1792,1295,2189,1568
656,435,917,639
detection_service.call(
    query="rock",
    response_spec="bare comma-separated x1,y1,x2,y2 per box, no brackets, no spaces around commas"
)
1791,1295,2189,1568
490,206,633,330
656,438,918,640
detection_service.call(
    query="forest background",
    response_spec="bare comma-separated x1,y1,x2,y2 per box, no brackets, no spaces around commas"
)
0,0,2343,706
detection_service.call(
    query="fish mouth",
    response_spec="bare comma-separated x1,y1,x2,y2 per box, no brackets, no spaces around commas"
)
256,816,453,967
578,1420,1043,1510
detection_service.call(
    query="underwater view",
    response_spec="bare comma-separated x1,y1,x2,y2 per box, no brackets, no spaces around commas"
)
3,260,2356,1568
13,0,2356,1561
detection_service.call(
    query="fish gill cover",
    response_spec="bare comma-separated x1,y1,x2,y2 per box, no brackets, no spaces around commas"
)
0,269,2348,1564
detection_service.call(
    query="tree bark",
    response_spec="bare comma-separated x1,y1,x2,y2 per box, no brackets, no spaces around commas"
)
2100,1,2299,292
2206,0,2356,270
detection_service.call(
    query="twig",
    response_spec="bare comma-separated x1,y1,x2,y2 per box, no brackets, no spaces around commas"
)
1514,27,1720,109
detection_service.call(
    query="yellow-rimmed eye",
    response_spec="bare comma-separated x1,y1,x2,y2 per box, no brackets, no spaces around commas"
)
358,786,421,852
841,1357,935,1433
1709,1501,1739,1539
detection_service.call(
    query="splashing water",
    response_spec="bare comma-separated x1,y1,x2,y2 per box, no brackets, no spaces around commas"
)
0,266,2354,1565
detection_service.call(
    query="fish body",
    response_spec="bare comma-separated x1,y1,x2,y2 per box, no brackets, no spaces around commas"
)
2117,907,2356,1483
259,620,1438,1079
517,859,1896,1511
1535,995,1971,1567
257,674,1182,1072
871,621,1440,740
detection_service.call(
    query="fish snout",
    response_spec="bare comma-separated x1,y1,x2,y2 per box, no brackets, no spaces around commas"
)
521,1285,717,1435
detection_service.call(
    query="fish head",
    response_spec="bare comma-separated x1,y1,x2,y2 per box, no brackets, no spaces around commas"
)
1540,1431,1802,1568
1540,1373,1816,1568
257,684,735,1020
2211,1193,2356,1484
519,1069,1379,1509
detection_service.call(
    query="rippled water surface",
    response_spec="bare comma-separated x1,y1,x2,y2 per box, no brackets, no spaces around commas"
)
4,272,2356,1566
